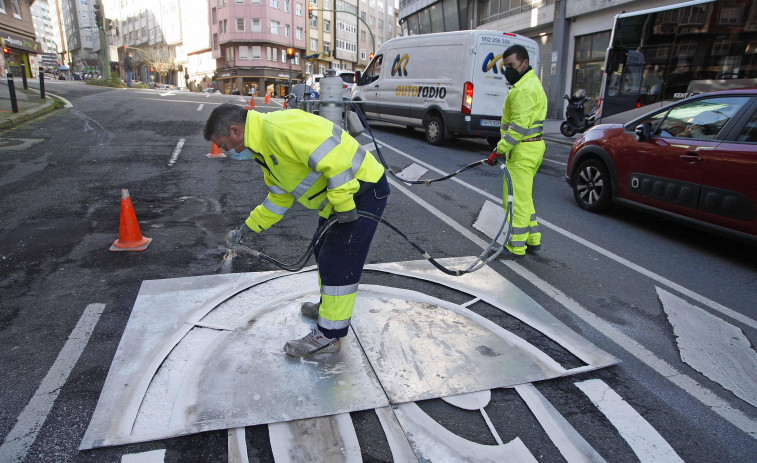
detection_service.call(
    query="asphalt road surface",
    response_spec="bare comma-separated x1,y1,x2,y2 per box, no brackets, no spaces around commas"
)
0,81,755,463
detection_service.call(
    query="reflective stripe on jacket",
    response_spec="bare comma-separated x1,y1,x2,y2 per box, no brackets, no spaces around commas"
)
243,109,385,232
496,69,548,156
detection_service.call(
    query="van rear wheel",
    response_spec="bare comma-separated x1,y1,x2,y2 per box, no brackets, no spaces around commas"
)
424,115,446,145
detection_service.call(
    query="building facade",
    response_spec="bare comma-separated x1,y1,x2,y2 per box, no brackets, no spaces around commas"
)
397,0,700,118
210,0,307,97
1,0,43,78
60,0,104,74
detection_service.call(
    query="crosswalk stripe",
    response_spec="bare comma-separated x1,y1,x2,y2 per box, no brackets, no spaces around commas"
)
575,379,684,462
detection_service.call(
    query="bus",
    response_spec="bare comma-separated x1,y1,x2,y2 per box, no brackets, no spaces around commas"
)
597,0,757,123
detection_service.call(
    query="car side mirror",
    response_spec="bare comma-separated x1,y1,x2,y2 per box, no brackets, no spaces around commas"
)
354,70,361,82
635,122,652,142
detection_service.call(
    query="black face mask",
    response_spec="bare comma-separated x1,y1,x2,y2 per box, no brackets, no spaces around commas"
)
505,66,522,85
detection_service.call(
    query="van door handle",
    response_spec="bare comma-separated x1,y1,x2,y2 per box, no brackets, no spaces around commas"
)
374,84,379,88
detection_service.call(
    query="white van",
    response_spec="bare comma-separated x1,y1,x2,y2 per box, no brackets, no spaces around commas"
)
352,30,539,145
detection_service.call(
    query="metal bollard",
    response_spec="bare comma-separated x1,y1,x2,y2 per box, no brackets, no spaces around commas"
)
20,63,28,89
39,67,45,99
319,69,343,126
7,74,18,113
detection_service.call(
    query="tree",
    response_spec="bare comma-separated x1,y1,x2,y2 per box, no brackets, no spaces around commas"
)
131,45,175,82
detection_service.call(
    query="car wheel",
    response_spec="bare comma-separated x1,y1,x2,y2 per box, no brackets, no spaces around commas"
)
560,121,576,137
572,159,612,212
486,137,500,148
424,115,445,145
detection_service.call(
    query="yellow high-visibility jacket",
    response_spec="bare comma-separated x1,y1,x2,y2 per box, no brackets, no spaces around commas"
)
496,69,547,156
243,109,385,233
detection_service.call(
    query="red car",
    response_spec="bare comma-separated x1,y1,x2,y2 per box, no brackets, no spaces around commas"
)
566,89,757,243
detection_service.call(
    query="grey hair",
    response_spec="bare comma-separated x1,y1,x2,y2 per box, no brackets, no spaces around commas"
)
204,104,247,140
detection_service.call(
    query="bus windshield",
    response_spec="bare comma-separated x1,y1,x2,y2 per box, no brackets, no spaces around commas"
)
600,0,757,120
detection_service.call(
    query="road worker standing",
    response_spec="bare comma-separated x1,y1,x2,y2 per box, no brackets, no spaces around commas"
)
488,44,548,257
204,104,389,358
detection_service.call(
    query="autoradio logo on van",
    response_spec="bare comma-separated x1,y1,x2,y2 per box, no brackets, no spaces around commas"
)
391,54,409,76
482,52,505,75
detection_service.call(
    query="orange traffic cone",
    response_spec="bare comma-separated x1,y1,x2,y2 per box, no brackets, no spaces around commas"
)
246,96,255,109
264,91,271,104
206,142,226,158
110,189,152,252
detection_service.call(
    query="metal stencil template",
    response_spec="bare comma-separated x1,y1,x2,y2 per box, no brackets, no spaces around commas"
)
80,257,617,452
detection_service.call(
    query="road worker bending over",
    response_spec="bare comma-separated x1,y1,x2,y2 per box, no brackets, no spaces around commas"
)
488,44,548,257
204,104,389,358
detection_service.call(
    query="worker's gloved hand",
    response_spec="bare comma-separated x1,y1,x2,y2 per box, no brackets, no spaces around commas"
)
335,208,359,224
225,223,255,246
487,150,503,166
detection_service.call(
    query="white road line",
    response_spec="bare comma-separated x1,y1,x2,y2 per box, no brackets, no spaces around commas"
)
373,137,757,331
575,379,684,462
168,138,185,166
542,157,566,166
507,262,757,437
122,449,166,462
197,104,204,111
515,384,607,463
0,303,106,463
387,177,757,437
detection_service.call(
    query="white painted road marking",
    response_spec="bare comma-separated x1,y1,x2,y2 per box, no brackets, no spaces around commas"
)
373,137,757,330
197,104,204,111
396,163,429,183
658,287,757,408
168,138,185,166
508,262,757,437
387,176,757,437
0,303,106,463
515,384,607,463
575,379,684,462
122,449,166,462
473,200,508,245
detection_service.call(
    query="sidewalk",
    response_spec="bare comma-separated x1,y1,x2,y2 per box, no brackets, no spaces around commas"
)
542,118,578,146
0,78,57,130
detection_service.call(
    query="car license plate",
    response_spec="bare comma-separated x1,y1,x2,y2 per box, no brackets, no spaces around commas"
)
480,119,500,127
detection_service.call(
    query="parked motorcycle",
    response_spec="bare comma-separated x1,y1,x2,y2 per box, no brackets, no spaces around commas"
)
560,93,596,137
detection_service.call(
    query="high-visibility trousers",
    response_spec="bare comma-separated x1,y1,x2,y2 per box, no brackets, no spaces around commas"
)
503,140,544,255
314,174,390,338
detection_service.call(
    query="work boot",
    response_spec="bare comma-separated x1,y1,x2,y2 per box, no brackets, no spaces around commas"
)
300,301,320,319
526,244,541,253
284,326,341,358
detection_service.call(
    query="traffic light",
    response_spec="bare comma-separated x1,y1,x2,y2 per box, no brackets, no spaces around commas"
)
368,52,374,61
93,2,103,28
308,4,313,18
150,67,154,73
2,47,10,57
286,48,295,61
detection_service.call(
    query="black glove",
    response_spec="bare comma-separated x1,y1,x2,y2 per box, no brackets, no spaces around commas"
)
335,208,359,223
225,223,255,245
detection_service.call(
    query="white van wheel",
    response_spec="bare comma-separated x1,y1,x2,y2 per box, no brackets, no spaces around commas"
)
424,115,445,145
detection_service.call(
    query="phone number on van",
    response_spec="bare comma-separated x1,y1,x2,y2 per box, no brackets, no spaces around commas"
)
396,85,448,99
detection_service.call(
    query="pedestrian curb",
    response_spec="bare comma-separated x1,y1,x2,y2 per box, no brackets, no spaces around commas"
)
0,98,57,130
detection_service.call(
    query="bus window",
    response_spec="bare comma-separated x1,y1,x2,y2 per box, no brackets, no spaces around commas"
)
598,0,756,121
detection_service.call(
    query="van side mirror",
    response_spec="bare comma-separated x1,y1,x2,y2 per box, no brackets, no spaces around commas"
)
635,122,652,142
